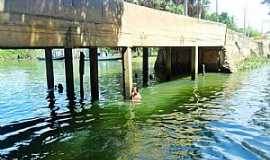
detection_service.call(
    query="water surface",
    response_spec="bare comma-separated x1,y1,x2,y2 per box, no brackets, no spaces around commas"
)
0,60,269,160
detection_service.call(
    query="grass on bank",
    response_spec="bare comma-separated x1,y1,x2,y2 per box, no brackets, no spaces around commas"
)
0,49,43,61
236,56,270,71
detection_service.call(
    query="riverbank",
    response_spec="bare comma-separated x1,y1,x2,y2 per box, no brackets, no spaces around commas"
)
0,49,43,61
236,56,270,71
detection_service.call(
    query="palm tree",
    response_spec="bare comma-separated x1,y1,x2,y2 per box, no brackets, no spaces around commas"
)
188,0,210,18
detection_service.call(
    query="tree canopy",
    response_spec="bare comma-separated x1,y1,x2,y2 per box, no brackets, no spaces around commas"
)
262,0,270,14
124,0,210,16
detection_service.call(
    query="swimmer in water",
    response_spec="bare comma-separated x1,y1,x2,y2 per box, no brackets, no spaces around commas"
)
131,87,142,102
58,83,64,93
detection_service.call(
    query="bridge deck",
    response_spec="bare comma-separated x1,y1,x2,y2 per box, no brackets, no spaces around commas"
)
0,0,226,48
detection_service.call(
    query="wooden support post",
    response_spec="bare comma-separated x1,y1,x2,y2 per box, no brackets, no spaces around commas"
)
122,47,133,99
45,48,54,90
79,52,85,102
165,48,172,81
89,47,99,102
202,64,206,76
143,47,149,87
191,46,199,80
64,48,75,100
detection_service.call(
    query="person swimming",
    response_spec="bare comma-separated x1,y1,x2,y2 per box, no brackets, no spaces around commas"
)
58,83,64,93
131,87,142,102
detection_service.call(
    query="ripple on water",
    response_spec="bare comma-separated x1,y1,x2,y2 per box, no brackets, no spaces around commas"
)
1,62,270,159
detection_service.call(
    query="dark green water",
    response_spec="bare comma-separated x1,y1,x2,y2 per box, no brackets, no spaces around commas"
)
0,59,270,160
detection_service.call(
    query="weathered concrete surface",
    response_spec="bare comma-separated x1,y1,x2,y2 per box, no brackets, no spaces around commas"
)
223,29,269,72
0,0,226,48
154,48,171,81
261,39,270,56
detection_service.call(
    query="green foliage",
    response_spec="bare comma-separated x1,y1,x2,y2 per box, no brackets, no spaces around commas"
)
236,56,270,71
0,49,43,60
205,12,238,31
188,0,211,18
238,27,262,38
205,12,261,38
124,0,210,16
124,0,184,14
124,0,170,10
165,2,184,15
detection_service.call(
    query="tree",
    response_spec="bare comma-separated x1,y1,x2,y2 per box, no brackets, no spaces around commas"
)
124,0,184,14
187,0,210,18
124,0,210,16
262,0,270,14
205,12,237,31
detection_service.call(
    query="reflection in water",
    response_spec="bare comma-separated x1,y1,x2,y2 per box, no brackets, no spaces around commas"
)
0,60,270,159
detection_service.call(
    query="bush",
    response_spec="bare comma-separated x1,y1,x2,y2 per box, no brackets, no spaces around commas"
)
236,56,270,71
0,49,43,61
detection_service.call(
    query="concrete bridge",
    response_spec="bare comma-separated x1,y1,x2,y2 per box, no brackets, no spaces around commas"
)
0,0,267,100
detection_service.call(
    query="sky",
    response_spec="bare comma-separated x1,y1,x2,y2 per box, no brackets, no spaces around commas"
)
209,0,270,33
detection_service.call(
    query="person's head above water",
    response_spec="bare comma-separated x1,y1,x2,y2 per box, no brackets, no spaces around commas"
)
58,83,64,93
131,87,139,93
131,86,142,101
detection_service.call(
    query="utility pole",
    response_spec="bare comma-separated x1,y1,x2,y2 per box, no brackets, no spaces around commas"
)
243,0,249,37
216,0,219,22
244,7,247,36
197,0,202,19
184,0,188,16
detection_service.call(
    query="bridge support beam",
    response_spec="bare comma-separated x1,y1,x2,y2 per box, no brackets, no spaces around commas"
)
45,48,54,90
64,48,75,100
122,47,133,99
79,52,85,102
143,47,149,87
191,46,199,80
90,47,99,102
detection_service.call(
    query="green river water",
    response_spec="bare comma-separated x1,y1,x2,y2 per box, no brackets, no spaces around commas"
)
0,59,269,160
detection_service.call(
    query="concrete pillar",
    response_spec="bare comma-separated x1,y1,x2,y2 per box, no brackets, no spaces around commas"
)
64,48,75,100
191,46,199,80
45,48,54,90
165,48,172,81
122,47,133,99
79,52,85,102
143,47,149,87
89,47,99,102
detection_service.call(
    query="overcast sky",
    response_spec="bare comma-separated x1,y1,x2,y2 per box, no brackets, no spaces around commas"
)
209,0,270,33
